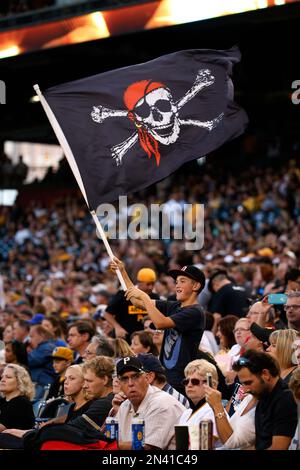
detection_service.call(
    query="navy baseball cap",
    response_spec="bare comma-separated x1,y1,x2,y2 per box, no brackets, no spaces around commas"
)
168,265,205,288
28,313,45,325
137,353,166,375
250,322,274,346
116,356,145,376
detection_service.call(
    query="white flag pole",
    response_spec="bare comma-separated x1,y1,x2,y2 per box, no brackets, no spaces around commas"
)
33,84,127,291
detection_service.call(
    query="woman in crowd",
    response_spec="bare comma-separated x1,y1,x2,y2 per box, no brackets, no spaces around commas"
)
200,312,219,356
130,330,158,356
292,334,300,366
42,315,67,347
215,316,239,353
152,328,164,356
266,329,298,383
230,317,251,360
222,317,252,385
40,364,91,425
204,378,257,449
62,365,90,415
111,338,134,359
143,320,164,355
4,340,28,367
214,315,239,374
179,359,220,445
0,363,92,446
0,364,35,431
142,316,153,331
3,324,14,343
289,367,300,450
0,356,114,448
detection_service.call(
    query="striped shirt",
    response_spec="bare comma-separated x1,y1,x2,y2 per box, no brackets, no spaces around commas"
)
162,383,190,409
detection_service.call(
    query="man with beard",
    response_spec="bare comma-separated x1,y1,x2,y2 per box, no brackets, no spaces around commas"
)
232,350,297,450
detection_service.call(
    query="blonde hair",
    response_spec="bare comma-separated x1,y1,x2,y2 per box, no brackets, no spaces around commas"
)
2,364,35,401
112,338,135,359
289,367,300,401
184,359,218,388
64,364,85,400
66,364,84,380
269,329,298,370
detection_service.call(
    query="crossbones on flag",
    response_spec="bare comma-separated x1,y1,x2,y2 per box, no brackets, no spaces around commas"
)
42,47,248,210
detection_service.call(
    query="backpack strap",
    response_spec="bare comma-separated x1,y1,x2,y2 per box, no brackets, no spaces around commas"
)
82,414,101,431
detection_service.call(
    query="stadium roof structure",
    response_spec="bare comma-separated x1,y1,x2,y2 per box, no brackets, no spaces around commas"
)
0,1,299,146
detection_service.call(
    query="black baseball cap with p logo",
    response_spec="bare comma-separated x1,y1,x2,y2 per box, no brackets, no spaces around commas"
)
116,356,145,376
168,265,205,290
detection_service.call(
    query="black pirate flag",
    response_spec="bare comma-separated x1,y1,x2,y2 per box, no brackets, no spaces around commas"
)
42,47,248,210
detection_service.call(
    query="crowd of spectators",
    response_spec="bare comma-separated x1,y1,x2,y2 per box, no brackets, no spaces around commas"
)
0,147,299,450
0,151,299,285
0,154,28,188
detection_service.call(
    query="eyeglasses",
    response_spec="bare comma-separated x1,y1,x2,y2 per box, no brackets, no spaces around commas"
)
284,305,300,311
118,372,144,384
233,357,251,367
84,350,96,356
182,378,206,387
233,328,250,334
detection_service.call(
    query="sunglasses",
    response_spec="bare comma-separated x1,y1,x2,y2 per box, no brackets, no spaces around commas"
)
234,357,251,367
182,378,206,387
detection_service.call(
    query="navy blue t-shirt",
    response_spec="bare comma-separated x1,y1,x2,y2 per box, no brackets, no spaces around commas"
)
106,290,159,341
208,283,248,318
156,300,205,391
255,378,297,450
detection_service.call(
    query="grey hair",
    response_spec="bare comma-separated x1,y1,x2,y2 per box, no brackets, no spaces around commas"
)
287,291,300,299
91,334,104,345
184,359,218,388
91,335,114,357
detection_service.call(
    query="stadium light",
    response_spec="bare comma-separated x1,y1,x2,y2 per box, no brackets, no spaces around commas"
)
30,95,40,103
0,46,20,59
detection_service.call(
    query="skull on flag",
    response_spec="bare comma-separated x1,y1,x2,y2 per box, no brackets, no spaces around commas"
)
91,69,224,166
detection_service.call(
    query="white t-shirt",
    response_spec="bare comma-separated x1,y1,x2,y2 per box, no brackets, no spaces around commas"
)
221,393,256,449
200,331,219,356
179,402,218,439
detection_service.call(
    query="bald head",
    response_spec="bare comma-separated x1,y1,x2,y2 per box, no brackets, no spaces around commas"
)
247,302,263,325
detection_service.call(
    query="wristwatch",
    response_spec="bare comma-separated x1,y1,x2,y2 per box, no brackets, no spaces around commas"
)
215,411,226,420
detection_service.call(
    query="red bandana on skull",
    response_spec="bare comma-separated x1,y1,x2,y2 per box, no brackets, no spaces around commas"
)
124,80,166,166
